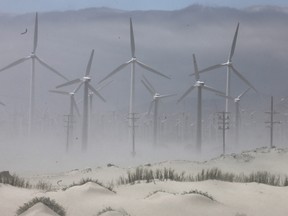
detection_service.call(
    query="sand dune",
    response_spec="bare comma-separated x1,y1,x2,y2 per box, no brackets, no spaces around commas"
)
18,202,60,216
1,147,288,216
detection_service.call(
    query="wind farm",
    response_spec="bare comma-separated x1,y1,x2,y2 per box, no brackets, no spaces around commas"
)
1,4,288,216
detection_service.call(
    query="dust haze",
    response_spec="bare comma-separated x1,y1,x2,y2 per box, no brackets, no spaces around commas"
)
0,5,288,173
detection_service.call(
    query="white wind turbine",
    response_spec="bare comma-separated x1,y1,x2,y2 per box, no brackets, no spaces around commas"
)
141,76,175,146
49,87,81,152
178,54,225,153
0,12,68,135
218,87,250,146
197,23,257,113
234,88,250,145
56,49,106,151
99,18,170,156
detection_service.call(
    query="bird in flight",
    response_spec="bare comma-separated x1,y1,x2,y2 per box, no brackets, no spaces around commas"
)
21,28,28,35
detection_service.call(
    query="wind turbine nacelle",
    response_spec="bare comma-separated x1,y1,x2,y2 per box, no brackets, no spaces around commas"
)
224,61,232,66
234,98,240,103
154,93,160,99
83,77,91,81
195,81,204,87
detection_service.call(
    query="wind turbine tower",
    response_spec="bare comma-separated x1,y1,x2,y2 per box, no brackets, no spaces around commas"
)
141,76,175,146
99,18,170,156
178,54,225,153
57,50,106,151
49,88,80,151
234,88,250,145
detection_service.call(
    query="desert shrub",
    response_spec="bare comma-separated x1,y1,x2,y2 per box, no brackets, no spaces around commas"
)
97,207,131,216
0,173,31,189
117,166,287,187
125,167,187,184
195,168,235,182
284,176,288,186
181,189,215,201
242,171,282,186
16,197,66,216
144,190,176,199
35,180,53,191
97,207,113,216
62,178,116,193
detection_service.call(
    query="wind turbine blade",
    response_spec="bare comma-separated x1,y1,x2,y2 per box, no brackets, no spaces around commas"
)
142,75,156,93
141,80,155,96
216,93,234,100
85,49,94,76
231,66,257,93
0,101,5,106
33,12,38,53
56,78,81,88
238,87,251,99
229,22,239,62
198,64,223,74
177,85,195,103
49,90,70,95
158,93,177,99
72,97,81,117
148,101,154,115
193,54,199,81
87,83,106,102
130,18,135,58
203,85,225,95
96,80,113,91
0,57,30,72
35,56,69,81
73,82,84,93
98,61,131,83
136,60,170,79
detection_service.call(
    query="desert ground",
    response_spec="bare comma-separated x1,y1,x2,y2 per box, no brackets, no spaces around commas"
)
1,147,288,216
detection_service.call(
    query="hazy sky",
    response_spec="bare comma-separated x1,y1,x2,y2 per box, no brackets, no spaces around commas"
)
1,0,288,13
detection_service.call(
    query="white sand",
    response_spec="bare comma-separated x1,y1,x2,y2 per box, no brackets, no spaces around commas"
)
18,203,60,216
1,147,288,216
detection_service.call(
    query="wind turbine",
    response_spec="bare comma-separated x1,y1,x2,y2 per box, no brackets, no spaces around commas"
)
99,18,170,156
197,23,257,113
49,87,81,152
0,12,68,135
178,54,225,153
218,87,250,146
141,76,175,146
56,49,106,151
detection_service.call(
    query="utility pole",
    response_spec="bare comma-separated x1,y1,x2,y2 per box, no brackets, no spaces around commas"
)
217,112,230,155
128,112,139,157
265,96,280,148
64,114,74,153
